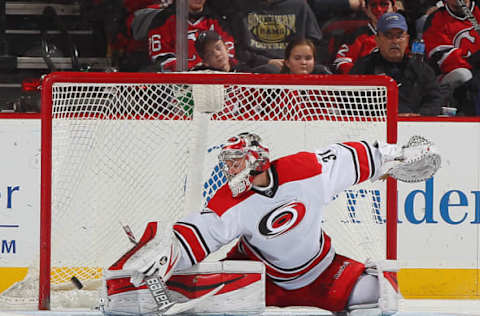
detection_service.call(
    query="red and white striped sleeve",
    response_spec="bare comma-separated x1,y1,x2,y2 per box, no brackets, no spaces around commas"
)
173,204,242,271
315,141,382,198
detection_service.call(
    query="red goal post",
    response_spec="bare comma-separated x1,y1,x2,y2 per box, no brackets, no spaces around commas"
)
35,72,398,310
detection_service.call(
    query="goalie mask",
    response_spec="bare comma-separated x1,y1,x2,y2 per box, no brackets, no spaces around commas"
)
219,132,270,197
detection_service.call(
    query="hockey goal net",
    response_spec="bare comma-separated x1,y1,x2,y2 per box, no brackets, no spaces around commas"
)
0,72,398,310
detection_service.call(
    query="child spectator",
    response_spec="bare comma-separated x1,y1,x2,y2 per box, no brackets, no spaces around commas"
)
280,38,332,74
191,30,239,72
146,0,235,72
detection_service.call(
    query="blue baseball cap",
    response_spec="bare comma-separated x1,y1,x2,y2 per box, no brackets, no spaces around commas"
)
376,12,408,33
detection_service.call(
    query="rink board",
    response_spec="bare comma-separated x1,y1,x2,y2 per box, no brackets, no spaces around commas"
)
1,118,480,308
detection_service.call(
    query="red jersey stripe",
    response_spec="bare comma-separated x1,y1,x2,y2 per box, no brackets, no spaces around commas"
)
174,223,208,263
343,142,371,183
240,232,332,280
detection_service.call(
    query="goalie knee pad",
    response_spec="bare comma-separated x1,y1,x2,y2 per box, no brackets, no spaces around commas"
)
365,260,402,315
343,260,400,316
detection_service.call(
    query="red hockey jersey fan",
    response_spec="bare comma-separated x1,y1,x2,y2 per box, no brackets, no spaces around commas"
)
423,1,480,74
147,4,235,71
334,24,378,74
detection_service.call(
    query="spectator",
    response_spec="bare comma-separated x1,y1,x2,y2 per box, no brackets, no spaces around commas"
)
273,38,332,121
146,0,235,72
350,12,443,116
308,0,367,29
423,0,480,115
400,0,442,39
333,0,398,74
280,38,332,74
97,0,173,71
191,30,239,72
228,0,322,73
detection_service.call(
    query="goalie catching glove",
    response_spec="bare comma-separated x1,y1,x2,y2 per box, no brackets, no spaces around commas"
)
376,135,441,183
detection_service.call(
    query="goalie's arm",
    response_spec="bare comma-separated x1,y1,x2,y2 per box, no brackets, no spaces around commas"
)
116,208,241,288
315,141,386,198
173,208,242,271
316,136,441,195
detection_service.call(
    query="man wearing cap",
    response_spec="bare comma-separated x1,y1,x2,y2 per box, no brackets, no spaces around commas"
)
334,0,398,74
350,12,443,116
423,0,480,115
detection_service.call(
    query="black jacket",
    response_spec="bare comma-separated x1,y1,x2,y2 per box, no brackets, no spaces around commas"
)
350,51,443,115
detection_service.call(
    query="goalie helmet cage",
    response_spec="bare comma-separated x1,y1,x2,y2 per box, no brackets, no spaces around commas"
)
34,72,398,310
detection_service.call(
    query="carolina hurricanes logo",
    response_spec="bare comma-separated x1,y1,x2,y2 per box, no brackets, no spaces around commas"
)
258,201,306,238
453,27,480,58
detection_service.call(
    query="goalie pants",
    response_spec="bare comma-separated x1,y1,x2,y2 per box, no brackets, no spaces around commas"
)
224,246,365,312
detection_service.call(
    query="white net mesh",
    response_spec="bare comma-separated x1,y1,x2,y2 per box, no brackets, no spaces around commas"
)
0,73,396,310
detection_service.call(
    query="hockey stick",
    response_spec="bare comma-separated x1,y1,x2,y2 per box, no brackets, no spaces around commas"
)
145,275,224,315
457,0,480,33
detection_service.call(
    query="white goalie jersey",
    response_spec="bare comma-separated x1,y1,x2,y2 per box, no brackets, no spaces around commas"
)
173,141,383,290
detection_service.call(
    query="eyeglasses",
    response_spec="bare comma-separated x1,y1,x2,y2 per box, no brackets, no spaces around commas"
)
380,32,409,40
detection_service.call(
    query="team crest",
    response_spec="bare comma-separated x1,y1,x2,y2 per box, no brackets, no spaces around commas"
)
258,201,306,238
453,27,480,58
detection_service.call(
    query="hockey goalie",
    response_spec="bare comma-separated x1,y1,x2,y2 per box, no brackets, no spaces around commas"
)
101,132,441,316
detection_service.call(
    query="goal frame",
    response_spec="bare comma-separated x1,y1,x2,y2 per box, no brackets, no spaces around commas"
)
39,71,399,310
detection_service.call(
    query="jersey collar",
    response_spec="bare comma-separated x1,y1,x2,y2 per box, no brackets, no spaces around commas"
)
252,166,278,198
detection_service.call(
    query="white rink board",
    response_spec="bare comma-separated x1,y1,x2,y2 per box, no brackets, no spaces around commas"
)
397,122,480,269
0,119,41,266
0,119,479,268
1,118,480,309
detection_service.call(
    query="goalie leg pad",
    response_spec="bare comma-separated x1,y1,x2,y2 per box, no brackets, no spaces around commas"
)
168,261,265,314
101,261,265,315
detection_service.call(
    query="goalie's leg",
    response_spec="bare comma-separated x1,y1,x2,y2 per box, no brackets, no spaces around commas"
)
342,260,401,316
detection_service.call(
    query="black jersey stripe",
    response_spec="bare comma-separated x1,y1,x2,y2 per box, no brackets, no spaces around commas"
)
361,140,375,178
